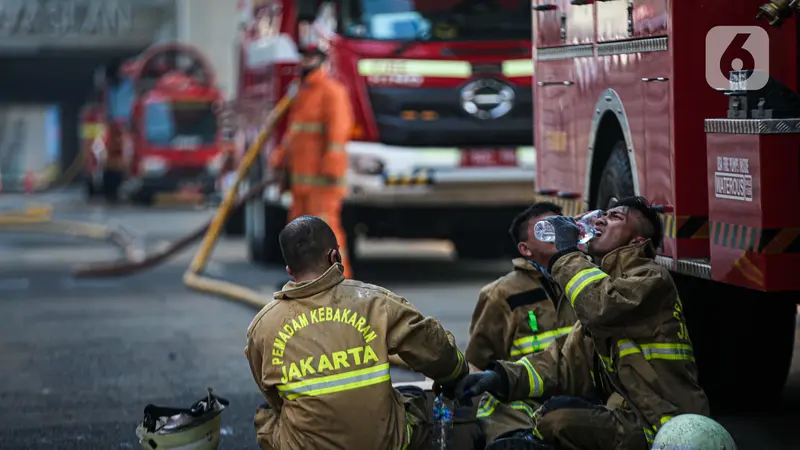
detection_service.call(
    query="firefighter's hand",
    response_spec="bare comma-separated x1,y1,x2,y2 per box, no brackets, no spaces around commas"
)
454,370,504,406
546,216,580,252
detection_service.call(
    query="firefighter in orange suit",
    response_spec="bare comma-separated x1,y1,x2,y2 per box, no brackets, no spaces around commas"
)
246,216,468,450
269,45,354,278
456,197,710,450
466,202,577,443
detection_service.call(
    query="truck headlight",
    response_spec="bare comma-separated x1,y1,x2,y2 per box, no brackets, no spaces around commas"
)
350,154,384,175
140,157,167,175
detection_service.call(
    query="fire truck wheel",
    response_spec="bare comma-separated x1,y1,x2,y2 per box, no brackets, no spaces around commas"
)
85,179,97,199
675,273,797,413
248,202,287,265
594,140,635,209
224,208,245,236
102,170,123,204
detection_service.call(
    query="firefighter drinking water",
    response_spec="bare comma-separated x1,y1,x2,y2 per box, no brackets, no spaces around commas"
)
269,44,355,279
245,215,468,450
466,202,577,442
456,196,710,450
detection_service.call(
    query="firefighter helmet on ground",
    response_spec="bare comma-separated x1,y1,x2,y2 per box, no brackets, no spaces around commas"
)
136,389,229,450
652,414,737,450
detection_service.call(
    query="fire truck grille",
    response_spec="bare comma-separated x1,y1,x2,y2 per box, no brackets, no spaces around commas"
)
366,85,533,147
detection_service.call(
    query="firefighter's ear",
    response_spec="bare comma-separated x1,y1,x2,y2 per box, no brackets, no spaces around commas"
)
629,236,647,247
285,265,293,278
518,242,533,258
328,248,342,265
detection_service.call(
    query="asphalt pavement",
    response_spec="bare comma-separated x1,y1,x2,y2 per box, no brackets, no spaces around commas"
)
0,197,798,449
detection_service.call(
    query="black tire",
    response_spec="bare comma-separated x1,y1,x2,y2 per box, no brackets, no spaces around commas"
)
248,201,287,266
102,169,122,204
675,273,797,413
85,178,96,199
224,207,246,236
594,140,635,210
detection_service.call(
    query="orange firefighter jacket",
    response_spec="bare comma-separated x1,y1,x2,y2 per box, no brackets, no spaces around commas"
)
268,68,353,195
490,242,710,445
245,263,468,450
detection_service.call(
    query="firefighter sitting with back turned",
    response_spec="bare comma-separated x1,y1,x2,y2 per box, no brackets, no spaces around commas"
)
456,196,710,450
245,215,468,450
465,202,577,443
269,43,354,279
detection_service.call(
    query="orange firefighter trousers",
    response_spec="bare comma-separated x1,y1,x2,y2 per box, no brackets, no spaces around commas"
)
288,187,352,278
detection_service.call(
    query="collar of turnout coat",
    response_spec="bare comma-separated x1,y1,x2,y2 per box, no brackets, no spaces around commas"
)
274,264,346,300
596,239,657,274
512,258,539,272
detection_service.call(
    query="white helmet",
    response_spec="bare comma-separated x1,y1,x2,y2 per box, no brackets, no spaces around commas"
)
136,388,229,450
652,414,737,450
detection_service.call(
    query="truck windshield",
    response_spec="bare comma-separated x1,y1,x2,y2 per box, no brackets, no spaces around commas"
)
144,101,217,148
338,0,530,41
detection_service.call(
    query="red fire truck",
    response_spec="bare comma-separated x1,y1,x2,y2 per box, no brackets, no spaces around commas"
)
226,0,537,262
85,43,227,204
531,0,798,408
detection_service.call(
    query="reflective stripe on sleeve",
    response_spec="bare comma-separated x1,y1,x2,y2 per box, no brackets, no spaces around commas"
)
518,357,544,397
476,394,500,418
510,326,573,357
439,349,466,383
564,268,608,306
477,395,534,419
617,339,695,362
277,363,390,400
290,122,325,133
328,143,347,152
291,174,347,187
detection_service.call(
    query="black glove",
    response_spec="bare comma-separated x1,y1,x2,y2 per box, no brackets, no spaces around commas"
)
545,216,581,253
455,370,504,406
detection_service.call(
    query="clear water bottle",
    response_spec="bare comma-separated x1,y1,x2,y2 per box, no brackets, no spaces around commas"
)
533,210,603,244
431,394,454,450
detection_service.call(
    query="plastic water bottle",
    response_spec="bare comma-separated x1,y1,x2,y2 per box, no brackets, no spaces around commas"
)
533,210,603,244
431,394,453,450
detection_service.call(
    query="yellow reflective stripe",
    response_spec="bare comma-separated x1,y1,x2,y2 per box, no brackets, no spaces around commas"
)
510,400,535,418
292,175,347,187
401,412,414,450
660,415,673,426
439,349,466,383
502,59,534,77
518,357,544,397
599,354,615,372
644,427,655,444
290,122,325,133
564,268,608,306
476,395,500,418
328,143,347,152
357,59,472,78
277,363,390,400
510,326,573,357
617,339,695,362
81,123,104,139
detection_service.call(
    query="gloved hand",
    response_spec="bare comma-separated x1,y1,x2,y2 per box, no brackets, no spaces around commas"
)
545,216,581,252
454,370,504,406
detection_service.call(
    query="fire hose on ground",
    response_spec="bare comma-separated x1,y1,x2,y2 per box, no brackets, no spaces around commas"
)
0,149,145,259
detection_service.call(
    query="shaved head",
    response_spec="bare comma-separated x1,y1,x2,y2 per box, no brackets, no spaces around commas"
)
278,215,339,274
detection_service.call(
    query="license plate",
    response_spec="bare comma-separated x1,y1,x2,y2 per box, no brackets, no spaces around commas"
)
460,149,517,167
